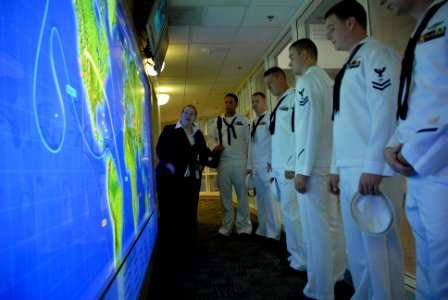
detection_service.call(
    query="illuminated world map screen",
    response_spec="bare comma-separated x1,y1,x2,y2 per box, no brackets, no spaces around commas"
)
0,0,157,299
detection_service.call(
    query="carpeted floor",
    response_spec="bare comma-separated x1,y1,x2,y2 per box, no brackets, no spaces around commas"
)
146,198,354,300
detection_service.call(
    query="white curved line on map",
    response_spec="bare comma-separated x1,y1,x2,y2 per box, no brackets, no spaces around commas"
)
83,49,123,186
33,0,65,154
48,28,68,152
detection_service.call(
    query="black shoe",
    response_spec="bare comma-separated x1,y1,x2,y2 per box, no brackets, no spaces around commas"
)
278,257,291,267
212,232,230,239
281,267,307,280
287,289,316,300
237,232,252,240
334,279,354,300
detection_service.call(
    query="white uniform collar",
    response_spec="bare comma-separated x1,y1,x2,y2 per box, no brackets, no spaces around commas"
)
175,121,198,134
303,65,319,75
279,87,295,100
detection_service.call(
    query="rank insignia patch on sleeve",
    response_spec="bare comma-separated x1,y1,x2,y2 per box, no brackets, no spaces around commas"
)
372,67,391,91
298,88,309,106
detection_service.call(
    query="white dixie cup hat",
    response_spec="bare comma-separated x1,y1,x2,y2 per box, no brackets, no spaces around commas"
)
350,191,396,236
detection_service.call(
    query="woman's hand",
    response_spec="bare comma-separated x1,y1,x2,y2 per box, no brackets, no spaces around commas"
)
166,163,175,175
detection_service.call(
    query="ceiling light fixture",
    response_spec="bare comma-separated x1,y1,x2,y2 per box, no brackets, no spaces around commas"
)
158,93,170,106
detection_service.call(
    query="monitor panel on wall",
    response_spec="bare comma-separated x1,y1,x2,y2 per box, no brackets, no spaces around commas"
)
145,0,169,73
0,1,157,298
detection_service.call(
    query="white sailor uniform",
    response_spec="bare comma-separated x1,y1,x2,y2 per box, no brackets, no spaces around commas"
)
294,66,347,300
208,113,252,236
248,111,281,240
387,2,448,298
271,87,306,270
332,37,406,300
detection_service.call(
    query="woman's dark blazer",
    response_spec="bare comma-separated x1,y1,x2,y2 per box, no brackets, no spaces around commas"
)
155,124,210,179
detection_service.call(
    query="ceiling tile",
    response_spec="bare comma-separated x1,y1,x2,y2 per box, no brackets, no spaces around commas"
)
233,28,282,44
203,6,247,26
169,0,250,5
166,44,189,57
186,76,217,84
188,55,225,67
214,75,244,83
167,27,190,44
187,65,220,76
188,44,230,57
251,0,304,6
191,27,237,43
241,6,298,27
157,77,186,84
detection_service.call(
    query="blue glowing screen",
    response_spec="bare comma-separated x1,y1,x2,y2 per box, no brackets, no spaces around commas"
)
0,0,157,298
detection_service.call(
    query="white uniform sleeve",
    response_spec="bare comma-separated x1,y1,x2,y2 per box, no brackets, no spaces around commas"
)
295,76,322,176
243,116,250,161
363,47,400,175
207,117,219,151
330,143,339,175
247,122,253,170
286,97,296,171
401,124,448,176
386,128,400,148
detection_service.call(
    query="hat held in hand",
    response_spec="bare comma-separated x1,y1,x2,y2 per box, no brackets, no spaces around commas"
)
350,191,395,236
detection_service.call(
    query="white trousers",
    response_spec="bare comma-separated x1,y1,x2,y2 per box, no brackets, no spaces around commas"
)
298,169,347,300
253,163,281,240
272,168,306,270
339,167,405,300
217,160,252,235
406,173,448,300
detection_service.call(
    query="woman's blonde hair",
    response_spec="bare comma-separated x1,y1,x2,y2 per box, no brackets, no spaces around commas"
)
181,104,198,117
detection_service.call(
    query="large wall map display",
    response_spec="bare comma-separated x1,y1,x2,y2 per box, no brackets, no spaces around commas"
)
0,0,157,298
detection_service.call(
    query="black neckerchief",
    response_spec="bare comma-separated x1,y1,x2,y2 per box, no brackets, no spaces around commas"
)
269,93,288,135
397,0,447,120
332,42,365,120
251,113,266,142
223,116,237,145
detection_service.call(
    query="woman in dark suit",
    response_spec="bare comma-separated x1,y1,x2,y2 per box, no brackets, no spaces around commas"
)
155,104,210,244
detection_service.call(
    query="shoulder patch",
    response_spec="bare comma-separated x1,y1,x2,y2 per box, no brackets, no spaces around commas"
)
419,23,446,44
348,59,361,69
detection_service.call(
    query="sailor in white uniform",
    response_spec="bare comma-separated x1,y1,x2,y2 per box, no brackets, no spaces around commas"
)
208,93,252,236
380,1,448,299
264,66,306,271
325,2,406,299
289,39,347,300
247,92,281,240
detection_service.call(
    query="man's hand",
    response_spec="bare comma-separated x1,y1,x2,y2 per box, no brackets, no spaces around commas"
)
213,144,225,153
327,174,340,195
384,144,416,177
359,173,383,195
284,170,295,179
295,174,308,194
